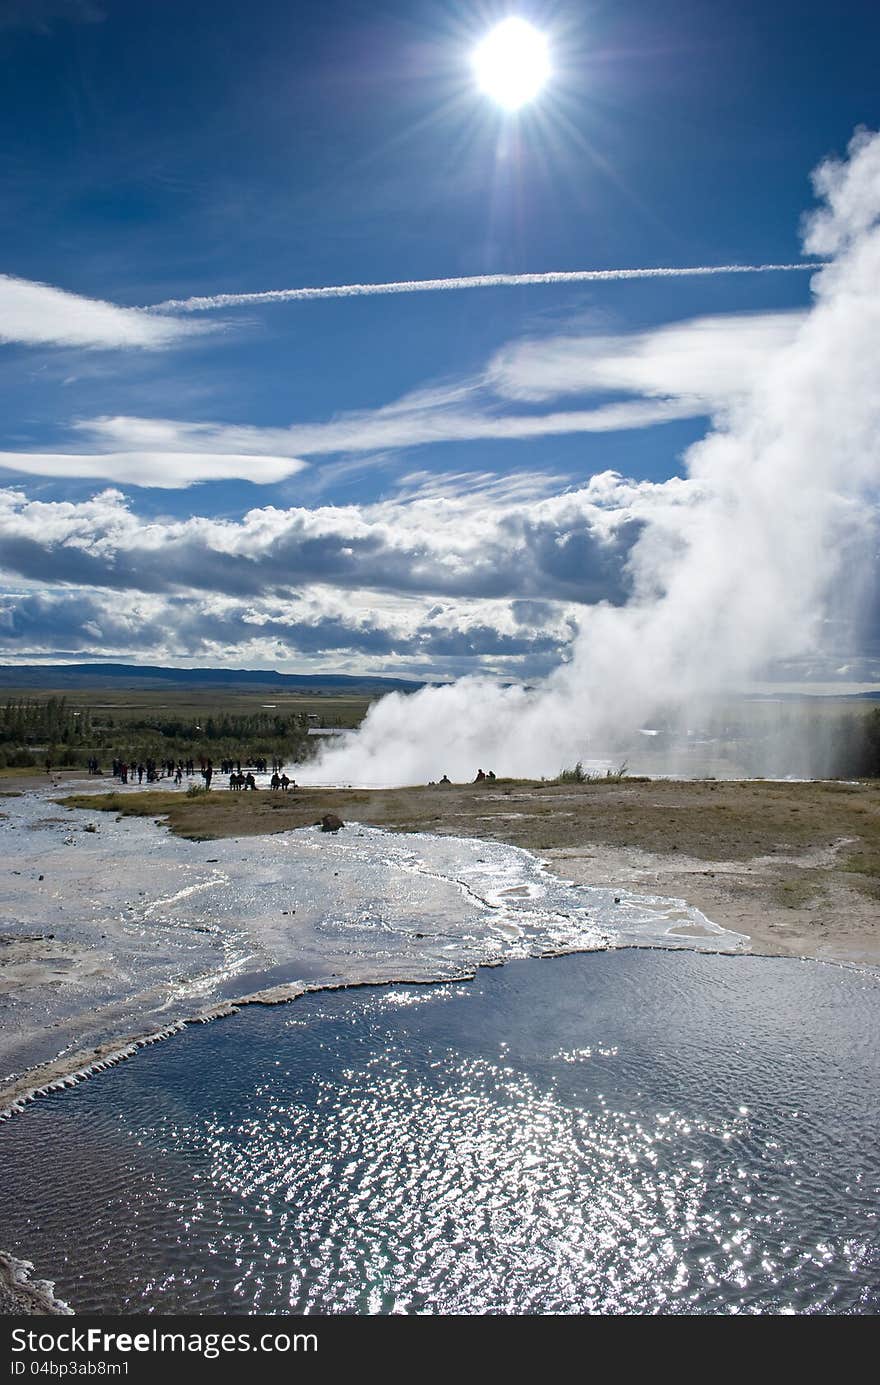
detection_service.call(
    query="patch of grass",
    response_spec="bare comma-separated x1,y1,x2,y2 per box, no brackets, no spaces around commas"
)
841,852,880,900
486,777,535,787
769,876,826,909
556,760,630,784
54,780,880,874
60,791,179,816
841,851,880,878
556,762,589,784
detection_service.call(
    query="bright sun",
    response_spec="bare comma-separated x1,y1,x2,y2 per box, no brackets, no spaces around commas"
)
472,17,551,111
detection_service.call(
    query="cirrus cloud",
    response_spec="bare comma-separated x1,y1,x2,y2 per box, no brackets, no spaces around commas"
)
0,272,208,350
0,449,307,489
0,304,808,488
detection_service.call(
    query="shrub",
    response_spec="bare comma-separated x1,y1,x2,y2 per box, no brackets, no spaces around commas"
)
556,760,629,784
6,748,36,768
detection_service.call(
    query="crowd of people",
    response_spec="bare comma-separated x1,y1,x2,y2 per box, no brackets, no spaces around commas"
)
108,756,191,785
100,754,295,792
90,756,495,792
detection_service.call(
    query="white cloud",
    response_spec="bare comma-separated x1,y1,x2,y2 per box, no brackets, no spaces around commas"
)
0,401,692,490
486,311,806,406
84,391,696,456
0,450,307,488
0,583,581,678
0,471,695,603
0,300,811,487
151,261,817,313
0,393,696,489
0,273,206,349
804,128,880,255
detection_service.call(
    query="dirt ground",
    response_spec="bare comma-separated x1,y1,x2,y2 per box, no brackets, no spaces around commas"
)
61,775,880,966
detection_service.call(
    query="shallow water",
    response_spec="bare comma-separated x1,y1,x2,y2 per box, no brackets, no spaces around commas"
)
1,950,877,1315
0,784,742,1089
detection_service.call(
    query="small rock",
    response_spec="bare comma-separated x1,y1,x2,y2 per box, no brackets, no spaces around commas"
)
319,813,344,833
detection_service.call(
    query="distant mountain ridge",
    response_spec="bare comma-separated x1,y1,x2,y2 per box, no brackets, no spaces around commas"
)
0,663,426,693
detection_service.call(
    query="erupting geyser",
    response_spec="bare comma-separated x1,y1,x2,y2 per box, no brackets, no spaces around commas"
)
305,131,880,787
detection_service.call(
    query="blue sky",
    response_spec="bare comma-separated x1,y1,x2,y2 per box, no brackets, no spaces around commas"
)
0,0,877,680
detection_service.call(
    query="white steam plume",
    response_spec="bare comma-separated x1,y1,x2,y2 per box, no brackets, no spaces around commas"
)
304,130,880,786
152,262,819,313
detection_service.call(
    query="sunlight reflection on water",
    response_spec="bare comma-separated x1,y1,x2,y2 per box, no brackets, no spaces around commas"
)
1,951,877,1315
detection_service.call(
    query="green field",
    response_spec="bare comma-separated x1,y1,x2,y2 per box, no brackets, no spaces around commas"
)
6,685,376,727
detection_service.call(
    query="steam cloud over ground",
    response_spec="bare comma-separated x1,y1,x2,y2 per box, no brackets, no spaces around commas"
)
306,131,880,787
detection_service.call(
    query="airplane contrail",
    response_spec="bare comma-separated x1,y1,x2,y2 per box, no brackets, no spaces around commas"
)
151,261,824,313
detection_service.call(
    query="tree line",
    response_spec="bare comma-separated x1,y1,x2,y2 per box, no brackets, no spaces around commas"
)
0,697,320,769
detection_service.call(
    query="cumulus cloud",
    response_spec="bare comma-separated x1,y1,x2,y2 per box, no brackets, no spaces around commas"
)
0,585,577,677
804,127,880,255
0,273,206,350
0,472,691,604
